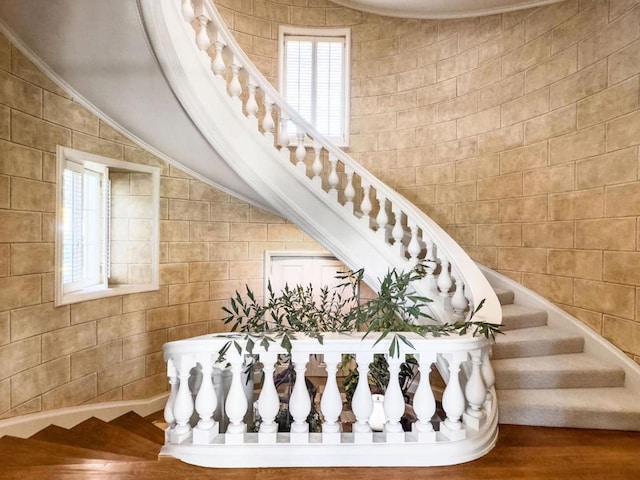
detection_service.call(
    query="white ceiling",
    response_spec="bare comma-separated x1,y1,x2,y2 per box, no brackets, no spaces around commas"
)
330,0,565,19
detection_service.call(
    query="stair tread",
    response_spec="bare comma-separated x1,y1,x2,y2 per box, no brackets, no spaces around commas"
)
494,324,582,344
498,387,640,413
501,303,547,330
493,287,514,305
109,412,165,445
492,325,584,359
493,352,626,389
0,435,144,464
32,418,159,460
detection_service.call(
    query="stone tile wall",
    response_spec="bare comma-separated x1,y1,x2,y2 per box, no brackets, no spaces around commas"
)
0,34,321,418
217,0,640,363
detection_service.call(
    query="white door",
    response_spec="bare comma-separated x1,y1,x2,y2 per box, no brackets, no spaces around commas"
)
265,252,349,376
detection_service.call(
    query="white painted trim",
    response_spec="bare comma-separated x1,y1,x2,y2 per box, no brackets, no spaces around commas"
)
329,0,564,19
0,393,168,439
278,26,351,148
54,146,161,306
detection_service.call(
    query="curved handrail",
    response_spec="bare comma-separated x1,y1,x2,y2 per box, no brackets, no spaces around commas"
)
145,0,501,326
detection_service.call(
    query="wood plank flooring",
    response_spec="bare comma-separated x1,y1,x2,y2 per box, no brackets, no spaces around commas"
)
0,415,638,479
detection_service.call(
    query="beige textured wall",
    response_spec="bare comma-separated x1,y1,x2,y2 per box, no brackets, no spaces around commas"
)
0,33,321,418
216,0,640,363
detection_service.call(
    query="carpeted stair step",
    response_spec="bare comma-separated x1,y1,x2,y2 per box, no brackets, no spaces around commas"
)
498,387,640,431
494,353,626,389
501,303,548,331
31,417,159,460
494,287,514,306
492,325,584,359
109,412,165,445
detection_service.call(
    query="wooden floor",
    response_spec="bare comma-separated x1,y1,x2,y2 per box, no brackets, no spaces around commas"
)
1,419,639,479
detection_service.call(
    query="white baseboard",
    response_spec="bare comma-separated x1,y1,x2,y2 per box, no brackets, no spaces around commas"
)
0,393,169,439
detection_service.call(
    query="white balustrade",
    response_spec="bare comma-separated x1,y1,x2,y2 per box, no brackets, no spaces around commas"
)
375,193,388,241
391,205,405,258
228,56,243,109
312,140,323,187
262,96,275,143
161,331,495,467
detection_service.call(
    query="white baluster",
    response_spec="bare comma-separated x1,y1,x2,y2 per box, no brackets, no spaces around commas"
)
228,56,243,110
328,153,339,201
481,346,496,409
289,352,311,443
376,193,388,242
225,350,248,444
407,221,422,266
312,139,323,187
257,351,279,443
344,167,355,213
263,96,275,143
437,255,453,299
464,349,487,429
195,10,211,51
193,355,219,443
212,34,226,79
181,0,195,23
424,239,438,292
361,182,372,228
171,354,194,444
352,352,373,443
279,114,290,161
383,354,405,443
246,80,259,130
391,205,405,257
320,352,342,444
451,273,469,321
164,358,178,443
295,128,307,175
412,352,436,442
441,353,466,441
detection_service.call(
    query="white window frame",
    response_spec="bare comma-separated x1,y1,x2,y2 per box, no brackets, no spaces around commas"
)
55,146,160,306
278,26,351,147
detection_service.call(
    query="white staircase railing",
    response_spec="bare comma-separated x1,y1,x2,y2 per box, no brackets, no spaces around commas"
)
141,0,501,327
161,332,497,467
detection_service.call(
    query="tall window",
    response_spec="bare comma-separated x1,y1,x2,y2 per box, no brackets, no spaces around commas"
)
279,27,350,147
56,147,160,306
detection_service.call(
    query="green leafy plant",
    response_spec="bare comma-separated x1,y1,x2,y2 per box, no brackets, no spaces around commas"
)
219,264,502,360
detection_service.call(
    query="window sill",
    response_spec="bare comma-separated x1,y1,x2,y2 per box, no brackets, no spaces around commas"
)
55,283,159,307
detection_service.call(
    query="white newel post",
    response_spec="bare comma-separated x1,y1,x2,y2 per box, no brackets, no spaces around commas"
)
289,352,311,443
464,349,487,430
412,352,437,442
164,358,178,443
441,353,467,441
171,354,195,444
225,349,248,444
193,354,219,443
257,351,279,443
320,352,343,444
352,352,373,443
383,354,405,443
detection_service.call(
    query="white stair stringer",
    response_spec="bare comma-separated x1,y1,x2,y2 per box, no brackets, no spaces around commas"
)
481,265,640,431
140,0,501,328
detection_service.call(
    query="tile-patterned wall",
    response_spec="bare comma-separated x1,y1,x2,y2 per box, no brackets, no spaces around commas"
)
216,0,640,364
0,33,322,418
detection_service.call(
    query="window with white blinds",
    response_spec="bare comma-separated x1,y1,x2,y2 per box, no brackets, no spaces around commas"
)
280,28,350,146
55,146,161,306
